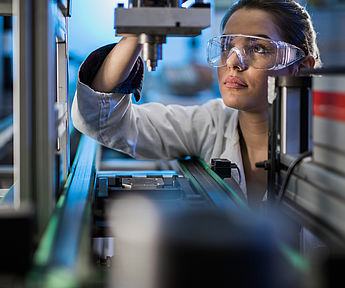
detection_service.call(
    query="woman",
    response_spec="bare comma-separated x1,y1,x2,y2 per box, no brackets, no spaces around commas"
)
72,0,321,207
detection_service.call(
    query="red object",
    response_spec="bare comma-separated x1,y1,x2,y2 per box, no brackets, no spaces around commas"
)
313,91,345,123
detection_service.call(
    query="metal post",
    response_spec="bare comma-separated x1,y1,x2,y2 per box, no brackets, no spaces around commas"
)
32,0,56,233
12,0,33,208
56,13,70,193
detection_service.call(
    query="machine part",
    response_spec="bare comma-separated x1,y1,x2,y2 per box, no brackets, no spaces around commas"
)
267,76,312,201
178,158,247,209
98,177,109,197
92,158,245,239
276,152,345,249
122,176,165,189
210,158,232,179
57,0,71,17
210,158,242,184
267,72,345,249
48,136,97,268
0,0,12,16
114,2,210,71
312,74,345,175
276,150,312,203
28,135,98,288
139,34,165,71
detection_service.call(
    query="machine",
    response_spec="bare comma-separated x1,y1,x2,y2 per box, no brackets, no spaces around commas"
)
0,0,345,287
114,0,210,71
260,69,345,286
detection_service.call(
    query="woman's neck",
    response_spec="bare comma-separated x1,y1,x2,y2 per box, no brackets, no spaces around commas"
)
238,110,269,208
238,110,268,152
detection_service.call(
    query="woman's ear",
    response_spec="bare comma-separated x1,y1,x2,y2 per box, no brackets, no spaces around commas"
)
294,56,315,76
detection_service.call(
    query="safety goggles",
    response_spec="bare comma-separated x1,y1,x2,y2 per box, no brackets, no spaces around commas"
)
207,34,305,70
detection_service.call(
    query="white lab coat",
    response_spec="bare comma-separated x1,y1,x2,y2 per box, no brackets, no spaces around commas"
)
71,80,247,197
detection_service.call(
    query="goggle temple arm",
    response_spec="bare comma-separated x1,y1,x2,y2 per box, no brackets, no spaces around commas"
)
276,42,305,70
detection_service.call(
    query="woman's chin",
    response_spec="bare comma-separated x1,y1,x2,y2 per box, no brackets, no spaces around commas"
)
221,94,246,110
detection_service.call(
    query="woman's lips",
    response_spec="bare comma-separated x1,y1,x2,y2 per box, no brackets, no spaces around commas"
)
224,75,248,89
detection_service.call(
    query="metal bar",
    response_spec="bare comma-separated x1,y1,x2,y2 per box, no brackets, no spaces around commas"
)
0,165,13,174
49,135,97,268
267,77,277,201
56,38,70,189
299,87,309,153
278,153,345,248
280,86,287,154
197,158,248,209
0,0,12,16
98,170,177,177
178,158,238,209
32,133,88,269
57,0,71,17
280,153,345,203
13,0,33,208
32,0,57,233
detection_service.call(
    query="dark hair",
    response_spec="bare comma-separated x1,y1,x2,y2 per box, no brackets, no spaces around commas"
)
221,0,322,67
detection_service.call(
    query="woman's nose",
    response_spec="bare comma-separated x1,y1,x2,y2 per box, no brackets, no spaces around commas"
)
226,47,246,70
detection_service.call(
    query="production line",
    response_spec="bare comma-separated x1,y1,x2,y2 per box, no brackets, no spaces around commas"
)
0,0,345,287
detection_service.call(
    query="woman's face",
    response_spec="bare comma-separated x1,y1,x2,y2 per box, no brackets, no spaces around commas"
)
218,8,289,113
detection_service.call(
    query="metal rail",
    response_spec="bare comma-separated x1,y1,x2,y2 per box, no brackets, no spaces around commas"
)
278,154,345,249
29,135,97,286
178,158,246,210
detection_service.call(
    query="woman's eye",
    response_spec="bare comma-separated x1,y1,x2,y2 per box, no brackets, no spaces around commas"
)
250,45,270,54
252,45,268,54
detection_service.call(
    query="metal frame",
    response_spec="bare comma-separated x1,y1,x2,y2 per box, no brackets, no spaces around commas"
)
267,74,345,249
279,153,345,249
56,6,70,195
30,135,97,287
13,0,33,208
178,158,247,210
11,0,71,234
267,76,312,201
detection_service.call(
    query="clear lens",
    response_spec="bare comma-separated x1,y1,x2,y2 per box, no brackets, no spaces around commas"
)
245,37,277,69
207,38,225,67
207,34,305,70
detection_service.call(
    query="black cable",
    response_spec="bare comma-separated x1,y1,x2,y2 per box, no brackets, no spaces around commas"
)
276,150,312,203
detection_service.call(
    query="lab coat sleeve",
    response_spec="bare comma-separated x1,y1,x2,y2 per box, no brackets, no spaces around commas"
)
72,81,220,160
72,44,220,160
78,43,143,102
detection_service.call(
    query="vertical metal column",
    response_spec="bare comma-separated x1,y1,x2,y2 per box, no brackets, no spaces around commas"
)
267,76,312,201
11,0,71,236
0,17,3,118
56,12,70,193
277,76,312,155
12,0,33,208
32,0,56,234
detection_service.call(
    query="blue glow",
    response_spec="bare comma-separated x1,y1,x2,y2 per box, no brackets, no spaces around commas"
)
69,0,121,60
